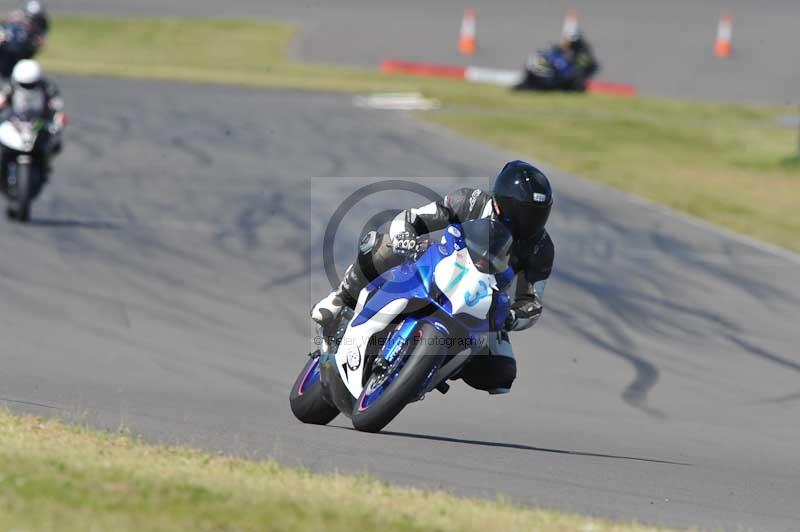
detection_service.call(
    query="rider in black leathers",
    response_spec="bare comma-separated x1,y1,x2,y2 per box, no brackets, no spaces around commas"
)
312,161,555,395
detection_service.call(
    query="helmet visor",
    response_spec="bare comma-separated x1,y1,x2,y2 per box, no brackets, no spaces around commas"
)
516,202,551,235
495,196,551,239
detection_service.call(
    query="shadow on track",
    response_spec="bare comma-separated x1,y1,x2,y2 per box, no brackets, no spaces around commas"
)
27,218,120,230
333,426,689,466
0,397,63,410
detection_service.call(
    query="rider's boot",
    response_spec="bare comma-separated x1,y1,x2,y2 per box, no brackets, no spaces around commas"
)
310,264,368,329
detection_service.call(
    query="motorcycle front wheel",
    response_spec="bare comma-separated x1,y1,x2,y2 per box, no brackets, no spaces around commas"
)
352,322,444,433
7,160,32,222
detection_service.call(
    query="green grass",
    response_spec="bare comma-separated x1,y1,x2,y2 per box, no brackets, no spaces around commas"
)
425,96,800,250
40,17,800,251
39,17,432,92
0,410,672,531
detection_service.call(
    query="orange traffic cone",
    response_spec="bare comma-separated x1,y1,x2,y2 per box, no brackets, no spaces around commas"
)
458,8,477,55
562,9,579,39
714,14,733,58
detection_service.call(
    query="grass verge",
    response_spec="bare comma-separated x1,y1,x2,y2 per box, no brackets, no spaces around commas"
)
0,409,671,531
40,17,800,251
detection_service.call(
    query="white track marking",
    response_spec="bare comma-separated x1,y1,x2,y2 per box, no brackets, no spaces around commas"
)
353,93,440,111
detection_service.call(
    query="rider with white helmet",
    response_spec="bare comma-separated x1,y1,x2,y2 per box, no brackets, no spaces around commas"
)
2,58,64,135
0,59,64,200
12,56,42,86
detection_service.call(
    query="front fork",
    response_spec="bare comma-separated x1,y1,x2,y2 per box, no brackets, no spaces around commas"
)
3,155,30,202
374,317,453,398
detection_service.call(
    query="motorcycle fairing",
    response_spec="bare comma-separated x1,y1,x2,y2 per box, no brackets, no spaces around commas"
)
335,297,409,398
0,121,33,152
330,224,512,402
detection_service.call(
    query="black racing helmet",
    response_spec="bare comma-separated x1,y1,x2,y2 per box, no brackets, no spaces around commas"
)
491,160,553,240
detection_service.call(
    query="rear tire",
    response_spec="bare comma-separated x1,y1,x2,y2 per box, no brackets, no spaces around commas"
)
289,355,340,425
352,322,444,433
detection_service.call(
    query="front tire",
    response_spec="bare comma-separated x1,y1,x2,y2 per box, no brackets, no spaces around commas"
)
9,161,32,223
352,322,444,433
289,355,340,425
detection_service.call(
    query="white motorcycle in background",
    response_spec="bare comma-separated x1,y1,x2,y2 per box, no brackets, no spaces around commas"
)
0,88,61,222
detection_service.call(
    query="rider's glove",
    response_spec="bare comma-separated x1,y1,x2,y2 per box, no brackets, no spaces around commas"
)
391,231,419,257
504,297,543,331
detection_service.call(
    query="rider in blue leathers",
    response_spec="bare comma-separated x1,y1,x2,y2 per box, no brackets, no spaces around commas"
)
514,32,599,92
0,1,49,79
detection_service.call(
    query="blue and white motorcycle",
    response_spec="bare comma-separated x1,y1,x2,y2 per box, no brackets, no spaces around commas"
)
290,218,514,433
513,47,584,92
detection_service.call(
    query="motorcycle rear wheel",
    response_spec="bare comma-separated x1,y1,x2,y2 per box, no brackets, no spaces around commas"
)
289,354,340,425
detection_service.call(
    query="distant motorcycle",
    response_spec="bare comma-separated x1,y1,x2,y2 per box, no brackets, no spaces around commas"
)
0,102,57,221
290,218,515,433
513,48,584,92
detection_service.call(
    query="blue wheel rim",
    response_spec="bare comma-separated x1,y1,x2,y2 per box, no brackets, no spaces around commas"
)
357,326,423,412
357,357,407,411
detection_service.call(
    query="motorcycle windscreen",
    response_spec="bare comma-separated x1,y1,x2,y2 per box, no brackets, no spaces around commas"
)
11,88,45,121
461,218,513,274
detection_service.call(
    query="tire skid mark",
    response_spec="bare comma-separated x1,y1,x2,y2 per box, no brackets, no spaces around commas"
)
548,304,665,418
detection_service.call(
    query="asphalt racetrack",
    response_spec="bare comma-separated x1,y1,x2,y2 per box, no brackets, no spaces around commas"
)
0,76,798,530
47,0,800,103
1,1,799,530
